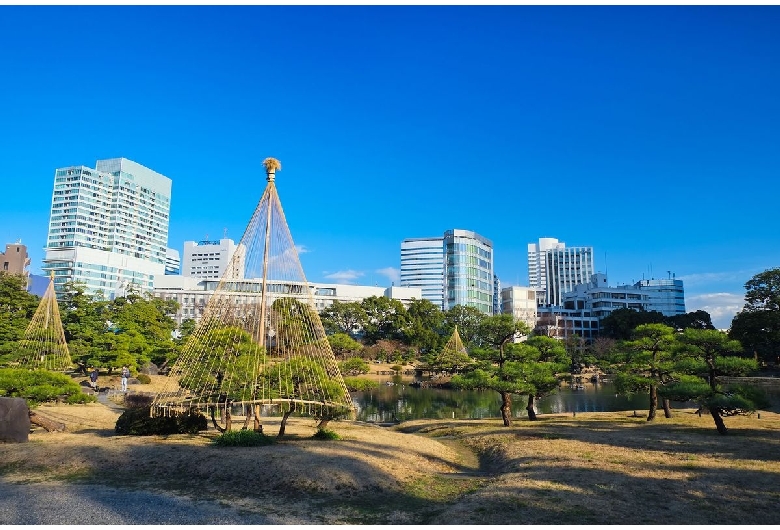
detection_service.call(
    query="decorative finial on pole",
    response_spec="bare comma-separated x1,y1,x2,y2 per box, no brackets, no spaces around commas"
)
262,157,282,182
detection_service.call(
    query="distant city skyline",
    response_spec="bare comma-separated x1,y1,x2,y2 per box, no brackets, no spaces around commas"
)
1,5,778,329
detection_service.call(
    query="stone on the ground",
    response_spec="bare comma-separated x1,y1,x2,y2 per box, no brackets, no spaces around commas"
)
0,397,31,443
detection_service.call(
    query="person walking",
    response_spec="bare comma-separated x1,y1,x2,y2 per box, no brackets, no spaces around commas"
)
121,365,130,392
89,367,99,394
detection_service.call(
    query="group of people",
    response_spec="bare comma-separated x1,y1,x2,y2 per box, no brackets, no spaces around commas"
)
87,365,132,394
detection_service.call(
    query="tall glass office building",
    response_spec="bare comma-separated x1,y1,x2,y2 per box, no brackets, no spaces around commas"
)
444,229,494,314
42,158,172,298
400,237,444,309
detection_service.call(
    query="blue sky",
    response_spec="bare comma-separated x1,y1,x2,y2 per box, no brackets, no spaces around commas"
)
1,5,778,329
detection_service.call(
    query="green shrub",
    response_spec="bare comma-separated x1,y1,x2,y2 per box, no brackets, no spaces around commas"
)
312,428,341,440
338,357,370,375
343,377,379,392
135,373,151,384
212,429,276,447
65,392,96,404
391,364,403,373
0,368,95,407
115,406,207,435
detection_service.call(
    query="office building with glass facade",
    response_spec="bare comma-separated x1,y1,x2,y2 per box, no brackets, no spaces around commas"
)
400,236,444,309
444,229,494,314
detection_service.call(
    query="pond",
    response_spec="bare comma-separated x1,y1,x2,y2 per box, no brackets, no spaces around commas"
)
350,375,780,423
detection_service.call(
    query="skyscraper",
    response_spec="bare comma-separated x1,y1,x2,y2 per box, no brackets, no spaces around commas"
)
444,229,494,314
42,158,172,298
527,237,564,295
400,236,444,309
401,229,495,314
544,246,595,306
528,237,594,307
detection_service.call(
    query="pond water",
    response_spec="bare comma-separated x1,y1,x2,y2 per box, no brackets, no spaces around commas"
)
350,375,780,423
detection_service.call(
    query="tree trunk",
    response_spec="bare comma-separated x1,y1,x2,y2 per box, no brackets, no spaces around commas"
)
317,418,330,430
647,384,657,422
278,409,293,438
209,407,226,433
662,398,672,418
29,411,66,432
499,391,512,427
526,394,538,421
224,406,232,432
253,404,263,433
710,408,728,435
241,404,251,430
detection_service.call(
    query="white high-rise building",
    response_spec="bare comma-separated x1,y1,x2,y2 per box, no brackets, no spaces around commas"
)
545,246,595,307
42,158,172,298
527,237,564,295
182,238,244,280
528,237,594,307
400,237,444,310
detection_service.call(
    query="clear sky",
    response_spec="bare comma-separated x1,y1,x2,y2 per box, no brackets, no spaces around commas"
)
1,5,778,330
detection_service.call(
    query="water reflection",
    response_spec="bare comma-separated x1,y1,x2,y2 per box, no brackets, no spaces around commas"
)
351,376,774,423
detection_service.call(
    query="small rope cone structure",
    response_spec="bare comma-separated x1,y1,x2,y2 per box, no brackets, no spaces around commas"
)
18,274,72,371
151,158,354,427
444,326,467,356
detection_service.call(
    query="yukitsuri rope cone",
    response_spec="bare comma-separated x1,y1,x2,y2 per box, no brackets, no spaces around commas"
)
17,273,72,371
151,158,354,433
444,326,467,356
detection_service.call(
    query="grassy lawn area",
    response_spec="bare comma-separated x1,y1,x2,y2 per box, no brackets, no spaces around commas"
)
2,403,779,524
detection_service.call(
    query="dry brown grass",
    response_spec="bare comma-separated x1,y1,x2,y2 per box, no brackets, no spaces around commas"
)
2,392,779,524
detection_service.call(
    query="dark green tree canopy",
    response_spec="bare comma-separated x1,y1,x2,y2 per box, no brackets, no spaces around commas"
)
0,273,40,364
729,267,780,363
599,308,666,340
743,267,780,311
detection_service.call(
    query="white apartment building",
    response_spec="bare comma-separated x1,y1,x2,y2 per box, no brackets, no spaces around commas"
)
400,237,444,310
153,275,421,326
182,238,244,280
42,158,171,298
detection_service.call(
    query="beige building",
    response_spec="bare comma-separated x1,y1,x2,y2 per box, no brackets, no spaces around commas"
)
1,242,30,276
500,285,538,330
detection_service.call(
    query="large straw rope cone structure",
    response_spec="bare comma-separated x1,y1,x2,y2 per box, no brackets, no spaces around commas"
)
150,159,354,425
17,274,72,371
